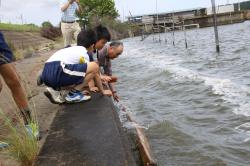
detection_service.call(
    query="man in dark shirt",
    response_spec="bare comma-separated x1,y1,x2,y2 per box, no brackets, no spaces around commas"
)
97,41,124,102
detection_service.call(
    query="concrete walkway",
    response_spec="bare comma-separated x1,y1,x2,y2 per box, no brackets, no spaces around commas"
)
36,93,138,166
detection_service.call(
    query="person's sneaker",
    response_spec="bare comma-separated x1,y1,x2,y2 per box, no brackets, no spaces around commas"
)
37,75,43,86
0,141,9,149
37,71,44,86
25,122,40,140
44,87,65,104
65,91,91,103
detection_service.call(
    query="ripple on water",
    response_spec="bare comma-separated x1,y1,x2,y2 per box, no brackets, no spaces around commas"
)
114,22,250,165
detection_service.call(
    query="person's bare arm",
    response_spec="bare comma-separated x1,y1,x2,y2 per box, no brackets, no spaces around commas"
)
94,73,112,96
109,82,119,102
75,0,83,13
61,0,75,12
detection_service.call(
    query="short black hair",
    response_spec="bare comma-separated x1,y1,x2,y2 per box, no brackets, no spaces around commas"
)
77,29,97,48
94,25,111,42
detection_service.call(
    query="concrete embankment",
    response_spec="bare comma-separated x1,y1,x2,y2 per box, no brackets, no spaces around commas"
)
36,94,139,166
184,11,246,28
0,44,155,166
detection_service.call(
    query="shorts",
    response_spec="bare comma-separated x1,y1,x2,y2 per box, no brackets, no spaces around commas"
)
0,32,14,65
41,61,88,90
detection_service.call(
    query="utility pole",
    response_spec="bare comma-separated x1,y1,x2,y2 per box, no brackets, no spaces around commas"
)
211,0,220,53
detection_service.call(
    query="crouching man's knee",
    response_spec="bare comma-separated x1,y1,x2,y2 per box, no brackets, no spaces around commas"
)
87,62,99,74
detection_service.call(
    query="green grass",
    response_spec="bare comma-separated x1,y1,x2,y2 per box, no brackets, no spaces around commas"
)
0,23,40,32
0,74,40,166
0,110,39,166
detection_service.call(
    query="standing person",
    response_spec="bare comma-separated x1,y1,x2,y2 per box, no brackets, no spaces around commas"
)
96,41,124,102
0,32,39,139
60,0,82,47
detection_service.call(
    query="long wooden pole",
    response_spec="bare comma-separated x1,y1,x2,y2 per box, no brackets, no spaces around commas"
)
211,0,220,52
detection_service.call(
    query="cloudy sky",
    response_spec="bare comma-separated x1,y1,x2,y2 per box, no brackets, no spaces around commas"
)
0,0,244,26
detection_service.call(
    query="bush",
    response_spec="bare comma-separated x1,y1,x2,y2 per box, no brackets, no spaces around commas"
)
41,26,61,41
41,21,53,28
89,16,130,39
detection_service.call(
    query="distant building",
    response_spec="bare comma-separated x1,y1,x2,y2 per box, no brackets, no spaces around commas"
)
206,4,234,15
127,0,250,24
128,8,206,24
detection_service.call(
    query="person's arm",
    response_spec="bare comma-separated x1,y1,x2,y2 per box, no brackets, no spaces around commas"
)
104,61,119,101
75,0,83,13
94,73,112,96
109,82,119,102
61,0,75,12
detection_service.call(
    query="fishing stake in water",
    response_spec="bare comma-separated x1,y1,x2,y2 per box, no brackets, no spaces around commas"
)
165,27,168,45
211,0,220,53
183,21,188,49
172,13,175,46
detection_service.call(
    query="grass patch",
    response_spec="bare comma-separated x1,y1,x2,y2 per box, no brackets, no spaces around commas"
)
0,111,39,166
0,72,40,166
0,23,40,32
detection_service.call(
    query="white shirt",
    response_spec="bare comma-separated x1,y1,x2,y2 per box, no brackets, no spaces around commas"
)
47,46,90,64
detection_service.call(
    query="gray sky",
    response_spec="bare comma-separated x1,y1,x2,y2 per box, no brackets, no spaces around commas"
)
0,0,244,26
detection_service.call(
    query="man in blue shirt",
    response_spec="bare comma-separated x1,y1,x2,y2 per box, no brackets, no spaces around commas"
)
0,32,39,139
60,0,82,47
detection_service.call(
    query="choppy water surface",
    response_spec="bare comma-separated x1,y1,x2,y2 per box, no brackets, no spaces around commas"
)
113,21,250,166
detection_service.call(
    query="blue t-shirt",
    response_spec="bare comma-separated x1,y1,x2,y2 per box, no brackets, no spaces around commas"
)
0,32,14,65
60,0,79,22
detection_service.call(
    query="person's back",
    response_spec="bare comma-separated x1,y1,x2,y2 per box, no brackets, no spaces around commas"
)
47,46,91,64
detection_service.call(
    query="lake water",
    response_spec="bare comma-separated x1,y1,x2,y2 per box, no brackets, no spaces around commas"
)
113,21,250,165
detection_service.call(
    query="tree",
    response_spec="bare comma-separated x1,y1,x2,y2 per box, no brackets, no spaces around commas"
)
77,0,119,26
41,21,53,28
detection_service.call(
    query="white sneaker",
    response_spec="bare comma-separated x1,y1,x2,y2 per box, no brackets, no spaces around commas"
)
44,87,66,104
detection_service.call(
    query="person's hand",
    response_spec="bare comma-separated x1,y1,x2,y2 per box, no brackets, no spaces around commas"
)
102,90,113,96
90,87,99,92
113,92,120,102
101,75,112,83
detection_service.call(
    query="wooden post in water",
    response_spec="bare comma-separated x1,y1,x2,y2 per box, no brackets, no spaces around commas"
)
126,112,157,166
156,0,161,43
211,0,220,53
172,13,175,46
